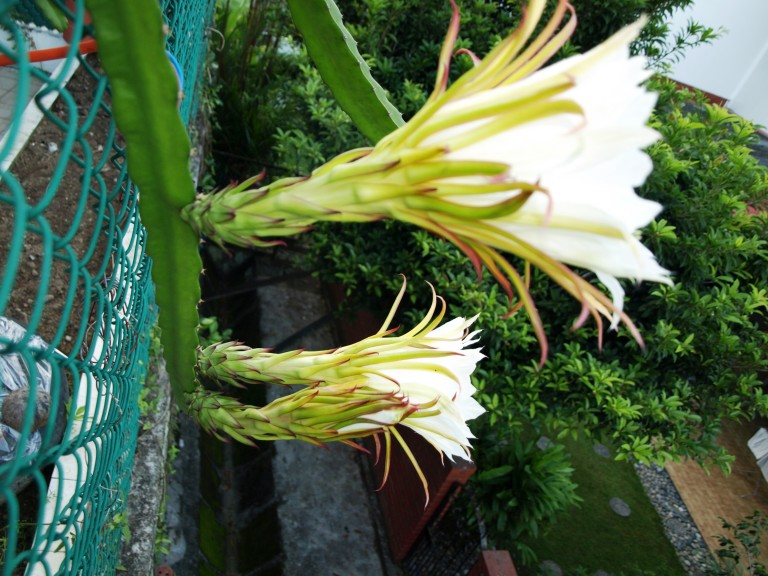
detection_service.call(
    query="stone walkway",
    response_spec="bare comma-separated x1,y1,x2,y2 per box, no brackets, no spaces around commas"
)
634,463,711,575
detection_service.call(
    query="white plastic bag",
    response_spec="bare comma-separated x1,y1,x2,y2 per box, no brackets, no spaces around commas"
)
0,316,56,465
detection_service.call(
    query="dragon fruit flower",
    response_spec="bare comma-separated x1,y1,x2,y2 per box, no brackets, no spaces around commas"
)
193,280,485,501
183,0,670,359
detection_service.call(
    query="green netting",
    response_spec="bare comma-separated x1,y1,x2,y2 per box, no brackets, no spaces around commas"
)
0,1,213,574
164,0,215,128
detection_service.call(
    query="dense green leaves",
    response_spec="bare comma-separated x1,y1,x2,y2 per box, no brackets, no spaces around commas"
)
303,80,768,470
297,50,768,475
473,436,580,564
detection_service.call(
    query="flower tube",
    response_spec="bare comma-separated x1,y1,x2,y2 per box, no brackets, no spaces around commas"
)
183,0,671,356
191,280,485,500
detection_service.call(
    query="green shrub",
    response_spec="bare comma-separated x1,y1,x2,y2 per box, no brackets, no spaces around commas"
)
209,0,751,560
302,76,768,470
711,511,768,576
473,435,581,564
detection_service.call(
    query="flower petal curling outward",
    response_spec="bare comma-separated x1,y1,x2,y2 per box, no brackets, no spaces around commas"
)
182,0,671,358
398,10,672,346
194,279,485,503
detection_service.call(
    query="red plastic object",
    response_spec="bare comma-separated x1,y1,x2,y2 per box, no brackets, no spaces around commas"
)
372,426,476,560
468,551,518,576
0,38,97,67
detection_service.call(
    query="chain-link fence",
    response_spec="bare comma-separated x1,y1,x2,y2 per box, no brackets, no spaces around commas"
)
0,1,213,573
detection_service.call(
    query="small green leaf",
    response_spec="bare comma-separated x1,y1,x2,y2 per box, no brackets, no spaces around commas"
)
478,465,513,482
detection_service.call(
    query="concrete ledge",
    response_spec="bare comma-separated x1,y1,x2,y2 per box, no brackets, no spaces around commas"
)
121,357,173,576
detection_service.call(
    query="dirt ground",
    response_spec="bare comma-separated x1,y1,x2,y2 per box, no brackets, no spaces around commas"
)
666,419,768,565
0,55,120,358
0,55,119,574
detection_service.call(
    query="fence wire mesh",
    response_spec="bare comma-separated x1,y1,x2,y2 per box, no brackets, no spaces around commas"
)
0,1,213,574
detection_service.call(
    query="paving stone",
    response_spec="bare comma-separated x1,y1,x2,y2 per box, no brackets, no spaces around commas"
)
536,435,554,451
609,496,631,517
593,443,611,458
539,559,563,576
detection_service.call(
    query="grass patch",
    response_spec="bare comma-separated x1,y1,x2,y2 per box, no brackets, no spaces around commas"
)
519,435,686,575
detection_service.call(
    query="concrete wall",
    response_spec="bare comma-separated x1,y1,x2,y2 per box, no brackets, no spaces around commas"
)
667,0,768,127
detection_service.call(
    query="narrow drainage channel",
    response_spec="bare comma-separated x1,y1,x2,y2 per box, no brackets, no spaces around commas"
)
254,250,394,576
195,246,285,576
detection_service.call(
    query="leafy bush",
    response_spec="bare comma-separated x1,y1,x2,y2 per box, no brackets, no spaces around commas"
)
210,0,290,179
210,0,368,180
711,511,768,576
209,0,754,561
304,78,768,469
473,435,581,565
287,20,767,565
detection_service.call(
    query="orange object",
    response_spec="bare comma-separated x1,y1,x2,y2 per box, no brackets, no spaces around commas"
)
0,37,97,67
468,551,518,576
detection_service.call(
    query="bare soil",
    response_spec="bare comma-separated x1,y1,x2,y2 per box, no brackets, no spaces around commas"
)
0,54,122,358
0,54,121,574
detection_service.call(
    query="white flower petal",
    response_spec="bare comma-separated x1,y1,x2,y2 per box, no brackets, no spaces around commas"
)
403,410,474,462
423,17,669,292
455,394,486,421
596,272,626,329
497,219,670,283
345,309,487,462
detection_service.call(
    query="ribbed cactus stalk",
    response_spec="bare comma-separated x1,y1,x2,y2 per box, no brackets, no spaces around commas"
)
182,0,671,359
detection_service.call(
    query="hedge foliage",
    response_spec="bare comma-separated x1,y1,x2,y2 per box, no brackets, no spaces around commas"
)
210,0,765,561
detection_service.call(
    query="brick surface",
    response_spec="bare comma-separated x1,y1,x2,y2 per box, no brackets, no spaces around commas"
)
665,419,768,564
